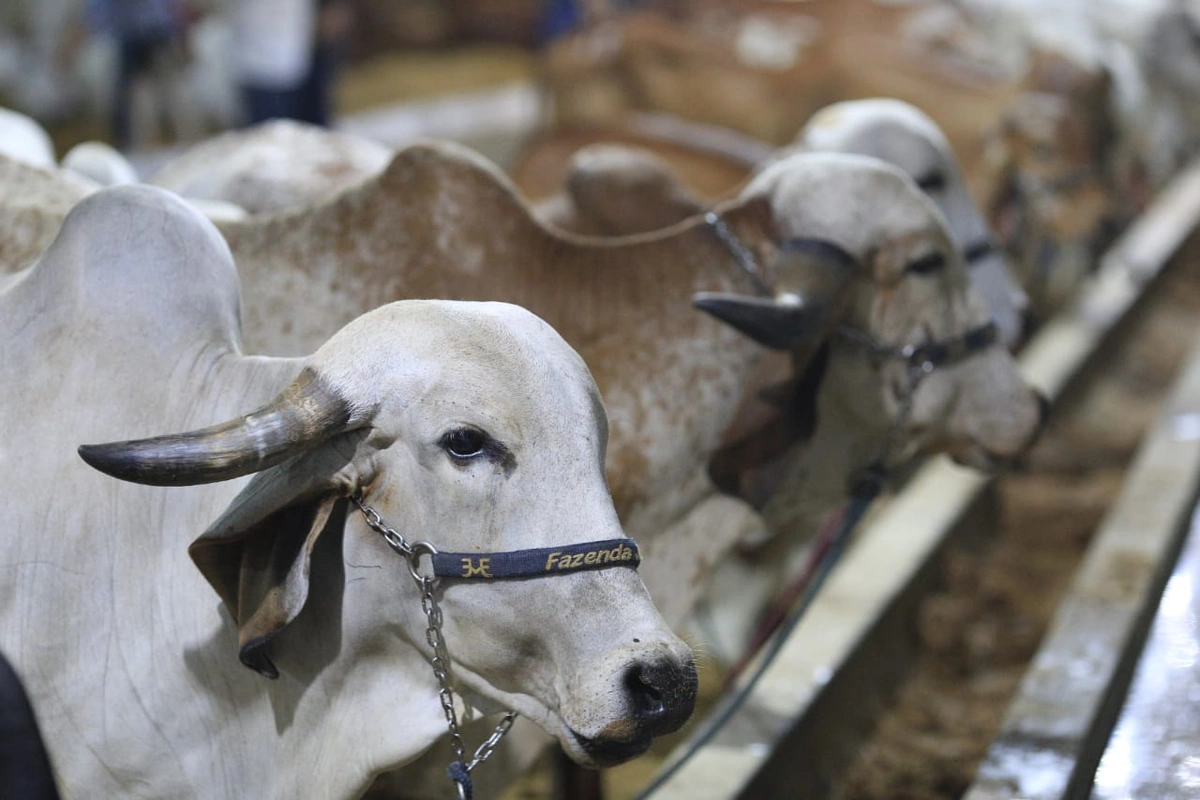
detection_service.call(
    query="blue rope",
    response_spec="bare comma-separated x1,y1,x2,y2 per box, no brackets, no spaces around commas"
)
448,761,472,800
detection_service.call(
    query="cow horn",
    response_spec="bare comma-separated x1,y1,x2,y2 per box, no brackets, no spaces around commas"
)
694,237,857,351
78,369,356,486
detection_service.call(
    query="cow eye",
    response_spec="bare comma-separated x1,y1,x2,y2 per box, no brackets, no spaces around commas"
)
440,428,488,460
907,252,946,275
915,172,946,192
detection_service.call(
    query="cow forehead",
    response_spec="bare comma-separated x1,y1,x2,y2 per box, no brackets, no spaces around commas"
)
748,153,947,255
805,100,951,164
310,300,605,433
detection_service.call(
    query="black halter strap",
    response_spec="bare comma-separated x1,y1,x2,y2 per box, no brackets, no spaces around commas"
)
837,320,999,373
430,539,639,580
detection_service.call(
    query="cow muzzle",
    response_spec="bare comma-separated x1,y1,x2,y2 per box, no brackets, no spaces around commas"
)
567,655,698,767
947,389,1049,471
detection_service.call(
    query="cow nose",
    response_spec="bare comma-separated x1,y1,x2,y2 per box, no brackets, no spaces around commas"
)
624,657,698,737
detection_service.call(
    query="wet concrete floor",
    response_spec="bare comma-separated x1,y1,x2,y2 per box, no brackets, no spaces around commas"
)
1092,503,1200,799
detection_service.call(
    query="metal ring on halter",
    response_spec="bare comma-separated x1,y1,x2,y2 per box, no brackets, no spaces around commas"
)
407,540,439,583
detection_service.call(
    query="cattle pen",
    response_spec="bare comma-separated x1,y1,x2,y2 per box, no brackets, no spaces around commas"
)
9,3,1200,799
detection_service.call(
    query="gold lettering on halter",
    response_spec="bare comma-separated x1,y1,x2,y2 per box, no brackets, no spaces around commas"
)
460,557,493,578
544,544,635,571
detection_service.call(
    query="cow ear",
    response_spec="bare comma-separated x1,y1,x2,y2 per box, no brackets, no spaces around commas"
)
187,447,355,679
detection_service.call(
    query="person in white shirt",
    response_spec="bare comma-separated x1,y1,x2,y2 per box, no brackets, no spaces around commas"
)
230,0,316,124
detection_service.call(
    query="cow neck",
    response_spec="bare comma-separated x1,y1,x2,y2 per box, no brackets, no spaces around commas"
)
528,202,774,521
759,403,888,539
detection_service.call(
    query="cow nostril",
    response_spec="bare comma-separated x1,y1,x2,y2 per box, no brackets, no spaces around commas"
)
624,664,666,723
621,658,698,738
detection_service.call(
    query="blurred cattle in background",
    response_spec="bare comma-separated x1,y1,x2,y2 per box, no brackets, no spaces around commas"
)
148,119,392,213
539,0,1027,181
514,113,767,202
530,0,1200,321
526,99,1030,348
0,106,250,273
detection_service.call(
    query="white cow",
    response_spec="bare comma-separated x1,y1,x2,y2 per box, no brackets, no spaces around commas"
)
0,106,55,169
149,119,394,214
791,98,1029,346
0,185,696,799
60,140,138,186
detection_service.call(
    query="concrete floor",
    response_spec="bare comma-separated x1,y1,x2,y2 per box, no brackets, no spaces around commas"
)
1092,504,1200,799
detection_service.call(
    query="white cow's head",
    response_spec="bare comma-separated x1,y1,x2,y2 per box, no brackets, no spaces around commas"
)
700,153,1046,472
795,98,1029,347
79,300,696,768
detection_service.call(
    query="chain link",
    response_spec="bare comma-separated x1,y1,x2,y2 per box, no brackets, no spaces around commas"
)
352,494,518,797
467,712,518,771
420,575,468,765
353,494,413,558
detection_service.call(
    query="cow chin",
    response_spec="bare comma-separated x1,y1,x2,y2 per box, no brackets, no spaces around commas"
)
562,724,654,768
550,653,699,768
949,446,1006,473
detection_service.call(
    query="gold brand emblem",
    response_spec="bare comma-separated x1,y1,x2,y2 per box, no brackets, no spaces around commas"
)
460,556,493,578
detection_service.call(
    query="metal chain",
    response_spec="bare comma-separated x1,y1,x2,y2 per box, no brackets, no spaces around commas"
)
354,495,413,559
352,494,518,799
466,712,518,772
420,574,468,764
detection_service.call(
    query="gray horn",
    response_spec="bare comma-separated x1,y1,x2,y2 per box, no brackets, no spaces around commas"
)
78,369,355,486
694,237,857,351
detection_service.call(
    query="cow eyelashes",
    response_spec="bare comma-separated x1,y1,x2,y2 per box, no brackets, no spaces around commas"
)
906,252,947,276
439,427,514,469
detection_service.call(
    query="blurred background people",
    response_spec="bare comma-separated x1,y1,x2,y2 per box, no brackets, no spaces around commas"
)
299,0,355,127
230,0,311,125
232,0,348,127
83,0,200,149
